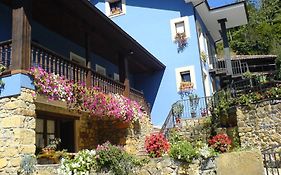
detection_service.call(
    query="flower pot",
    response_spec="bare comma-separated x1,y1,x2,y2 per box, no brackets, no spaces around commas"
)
191,112,196,118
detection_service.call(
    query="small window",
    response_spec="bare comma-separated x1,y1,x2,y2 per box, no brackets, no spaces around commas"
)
175,21,185,35
114,73,120,81
180,71,191,82
170,17,190,42
70,52,86,67
96,64,106,76
105,0,126,17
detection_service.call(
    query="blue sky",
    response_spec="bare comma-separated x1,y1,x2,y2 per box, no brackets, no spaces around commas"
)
207,0,237,8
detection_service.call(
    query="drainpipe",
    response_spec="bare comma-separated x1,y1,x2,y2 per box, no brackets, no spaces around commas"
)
218,18,233,75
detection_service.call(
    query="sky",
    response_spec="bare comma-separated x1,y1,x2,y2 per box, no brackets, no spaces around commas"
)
207,0,237,8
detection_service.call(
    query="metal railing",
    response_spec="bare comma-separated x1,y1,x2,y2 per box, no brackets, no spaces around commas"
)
160,96,214,135
262,145,281,175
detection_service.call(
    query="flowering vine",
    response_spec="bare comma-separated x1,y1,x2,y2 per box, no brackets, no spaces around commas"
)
30,67,143,123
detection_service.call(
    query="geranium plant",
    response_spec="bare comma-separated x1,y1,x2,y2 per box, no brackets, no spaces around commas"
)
174,33,188,53
178,81,194,99
145,132,170,158
30,67,143,123
208,134,232,153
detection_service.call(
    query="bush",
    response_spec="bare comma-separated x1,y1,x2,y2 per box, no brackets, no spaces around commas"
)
169,141,198,163
145,132,170,158
95,142,144,175
208,134,232,153
58,149,97,175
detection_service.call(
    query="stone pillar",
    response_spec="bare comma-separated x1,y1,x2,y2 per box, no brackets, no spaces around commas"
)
218,18,233,75
0,88,36,174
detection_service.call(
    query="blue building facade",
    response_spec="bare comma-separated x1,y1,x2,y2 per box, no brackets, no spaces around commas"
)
92,0,217,125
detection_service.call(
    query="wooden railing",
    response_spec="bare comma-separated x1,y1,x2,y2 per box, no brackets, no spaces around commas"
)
0,40,12,68
0,40,148,110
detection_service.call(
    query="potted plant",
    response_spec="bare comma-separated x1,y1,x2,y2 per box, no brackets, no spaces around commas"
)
178,81,194,99
189,94,199,118
172,102,184,123
37,138,67,164
200,51,208,63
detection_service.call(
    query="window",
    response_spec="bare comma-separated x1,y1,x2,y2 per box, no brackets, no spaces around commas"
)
70,52,86,67
175,21,185,35
170,17,190,41
175,66,196,91
105,0,126,17
96,64,106,76
35,118,75,152
114,73,120,81
180,71,191,82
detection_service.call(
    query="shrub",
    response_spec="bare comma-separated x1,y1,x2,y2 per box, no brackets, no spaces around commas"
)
58,149,97,175
145,132,170,158
169,141,198,163
208,134,232,153
195,141,218,159
18,154,37,175
95,142,144,175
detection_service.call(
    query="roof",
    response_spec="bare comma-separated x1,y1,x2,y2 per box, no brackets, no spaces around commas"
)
3,0,165,74
186,0,248,42
231,55,277,60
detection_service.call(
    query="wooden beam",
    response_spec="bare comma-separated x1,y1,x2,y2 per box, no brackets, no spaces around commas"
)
118,54,130,97
85,33,92,87
11,0,31,70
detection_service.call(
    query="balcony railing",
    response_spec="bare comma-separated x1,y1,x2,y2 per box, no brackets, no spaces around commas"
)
0,40,147,109
0,40,12,68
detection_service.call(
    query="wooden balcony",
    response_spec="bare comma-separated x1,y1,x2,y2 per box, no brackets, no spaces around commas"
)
0,40,148,110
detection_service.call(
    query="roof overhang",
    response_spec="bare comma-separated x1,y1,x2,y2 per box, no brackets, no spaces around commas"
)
186,0,248,42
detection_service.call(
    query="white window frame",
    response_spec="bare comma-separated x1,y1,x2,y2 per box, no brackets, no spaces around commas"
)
175,66,196,91
70,52,86,67
105,0,126,18
170,16,190,42
113,73,120,81
95,64,106,76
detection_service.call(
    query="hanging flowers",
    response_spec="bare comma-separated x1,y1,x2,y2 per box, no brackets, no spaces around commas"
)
174,33,188,53
30,67,143,123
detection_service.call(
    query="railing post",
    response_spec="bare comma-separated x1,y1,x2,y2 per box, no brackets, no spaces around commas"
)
118,53,130,97
11,0,32,70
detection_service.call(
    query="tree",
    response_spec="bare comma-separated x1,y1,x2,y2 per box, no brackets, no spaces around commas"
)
227,0,281,55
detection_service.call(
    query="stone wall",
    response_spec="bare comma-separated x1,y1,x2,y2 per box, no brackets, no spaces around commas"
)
79,113,153,154
35,151,264,175
0,88,36,174
175,117,212,143
235,101,281,150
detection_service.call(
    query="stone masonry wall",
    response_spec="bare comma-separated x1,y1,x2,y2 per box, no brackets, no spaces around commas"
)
236,101,281,150
79,113,153,154
0,88,36,174
35,151,264,175
174,117,212,143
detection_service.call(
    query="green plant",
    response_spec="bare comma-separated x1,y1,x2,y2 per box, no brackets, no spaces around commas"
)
242,71,253,79
189,93,199,117
172,102,184,117
18,154,37,175
200,51,208,63
95,142,144,175
169,140,198,163
145,132,170,158
0,64,6,88
195,141,218,159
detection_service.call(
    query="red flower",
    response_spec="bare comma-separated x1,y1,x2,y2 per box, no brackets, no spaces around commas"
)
145,132,170,158
208,134,232,153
